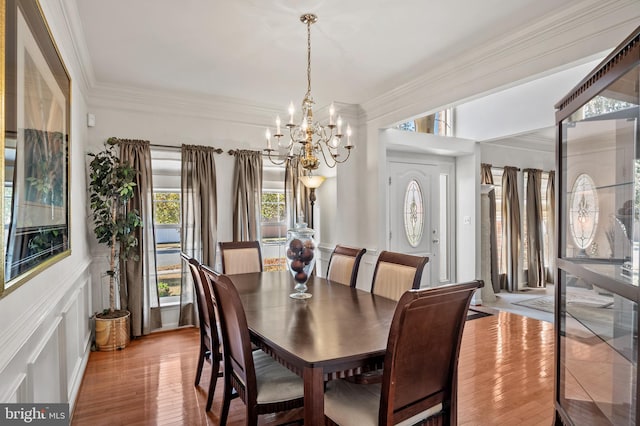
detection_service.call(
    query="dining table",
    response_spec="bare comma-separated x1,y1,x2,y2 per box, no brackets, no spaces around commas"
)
224,270,398,424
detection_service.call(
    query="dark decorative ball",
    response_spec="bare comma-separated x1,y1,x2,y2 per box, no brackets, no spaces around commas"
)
304,239,315,250
295,271,308,283
300,247,314,263
286,248,297,260
289,238,304,254
291,259,305,272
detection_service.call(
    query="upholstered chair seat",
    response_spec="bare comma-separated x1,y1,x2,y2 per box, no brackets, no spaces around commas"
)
325,380,442,426
252,350,304,404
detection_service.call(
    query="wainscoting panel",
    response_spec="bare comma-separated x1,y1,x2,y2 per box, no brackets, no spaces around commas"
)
0,261,92,412
27,317,64,403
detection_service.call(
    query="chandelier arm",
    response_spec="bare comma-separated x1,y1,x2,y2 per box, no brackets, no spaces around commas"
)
264,149,289,166
315,142,338,169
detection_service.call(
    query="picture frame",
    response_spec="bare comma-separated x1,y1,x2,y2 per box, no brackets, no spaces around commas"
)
1,0,71,297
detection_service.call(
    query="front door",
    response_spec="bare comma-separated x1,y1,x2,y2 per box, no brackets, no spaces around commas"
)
389,160,454,287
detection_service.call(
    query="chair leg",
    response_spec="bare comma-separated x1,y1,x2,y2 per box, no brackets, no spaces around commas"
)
195,343,205,386
205,357,220,412
219,376,232,426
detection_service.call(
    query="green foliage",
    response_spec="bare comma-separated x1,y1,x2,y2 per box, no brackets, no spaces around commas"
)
157,282,171,297
154,193,180,224
88,139,143,311
262,192,285,222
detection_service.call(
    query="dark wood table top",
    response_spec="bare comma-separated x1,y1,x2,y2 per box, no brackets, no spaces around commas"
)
225,270,397,372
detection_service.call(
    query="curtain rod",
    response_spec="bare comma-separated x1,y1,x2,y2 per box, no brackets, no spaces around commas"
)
490,165,556,174
228,149,286,159
149,143,223,154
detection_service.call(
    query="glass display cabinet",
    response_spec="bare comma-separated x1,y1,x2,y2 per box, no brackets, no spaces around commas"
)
554,26,640,425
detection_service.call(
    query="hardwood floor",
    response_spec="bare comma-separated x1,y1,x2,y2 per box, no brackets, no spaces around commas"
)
71,311,554,425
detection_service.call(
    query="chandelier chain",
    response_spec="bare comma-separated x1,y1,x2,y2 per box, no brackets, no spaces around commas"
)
306,19,312,99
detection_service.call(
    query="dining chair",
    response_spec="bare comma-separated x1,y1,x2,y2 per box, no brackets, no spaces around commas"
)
324,280,481,426
200,265,304,426
370,251,429,301
326,245,367,288
218,241,263,274
180,252,221,412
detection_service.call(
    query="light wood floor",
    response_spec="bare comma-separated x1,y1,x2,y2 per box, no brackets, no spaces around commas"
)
71,311,555,425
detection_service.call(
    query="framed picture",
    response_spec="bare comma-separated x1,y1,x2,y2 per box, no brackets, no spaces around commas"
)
1,0,71,297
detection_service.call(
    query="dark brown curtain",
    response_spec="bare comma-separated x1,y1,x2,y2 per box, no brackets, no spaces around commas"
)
546,171,556,284
179,144,218,326
118,139,161,337
285,156,310,228
526,169,545,288
232,150,262,241
501,166,521,292
481,163,500,293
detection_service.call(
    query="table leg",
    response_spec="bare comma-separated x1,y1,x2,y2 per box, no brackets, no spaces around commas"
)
303,366,324,424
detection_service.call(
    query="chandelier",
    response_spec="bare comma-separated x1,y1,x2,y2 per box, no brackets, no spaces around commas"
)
264,13,353,172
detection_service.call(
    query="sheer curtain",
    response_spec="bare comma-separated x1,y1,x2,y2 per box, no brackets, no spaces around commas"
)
481,163,500,293
526,169,545,287
285,156,310,228
179,144,218,327
232,150,262,241
546,171,556,284
501,166,521,292
118,139,161,336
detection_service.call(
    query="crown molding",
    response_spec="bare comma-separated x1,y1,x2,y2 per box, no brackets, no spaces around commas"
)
361,0,640,126
89,83,285,127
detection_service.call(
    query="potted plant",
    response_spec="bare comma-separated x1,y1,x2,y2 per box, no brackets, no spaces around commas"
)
88,138,142,351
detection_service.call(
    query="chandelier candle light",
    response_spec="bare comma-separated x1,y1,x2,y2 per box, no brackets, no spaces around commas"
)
265,13,353,172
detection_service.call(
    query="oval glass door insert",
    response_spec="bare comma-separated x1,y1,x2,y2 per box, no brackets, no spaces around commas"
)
404,179,424,247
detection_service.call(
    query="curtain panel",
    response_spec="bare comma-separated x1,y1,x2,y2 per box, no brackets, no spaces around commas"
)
118,139,162,336
232,150,263,241
179,144,218,327
285,157,310,228
546,171,556,284
481,163,500,293
501,166,521,292
525,169,545,288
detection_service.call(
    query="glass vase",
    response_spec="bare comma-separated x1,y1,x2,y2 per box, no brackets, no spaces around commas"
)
286,222,317,299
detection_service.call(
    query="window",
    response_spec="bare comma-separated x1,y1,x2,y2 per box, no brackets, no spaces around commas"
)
491,168,504,274
396,109,453,136
403,179,424,247
262,165,287,271
153,191,181,302
150,148,182,305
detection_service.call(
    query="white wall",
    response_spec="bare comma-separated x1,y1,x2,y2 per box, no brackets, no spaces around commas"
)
0,0,92,412
455,58,603,141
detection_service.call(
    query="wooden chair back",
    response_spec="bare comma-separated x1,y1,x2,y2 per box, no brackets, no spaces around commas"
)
200,265,258,403
180,252,221,411
181,252,217,347
380,281,481,425
371,251,429,301
219,241,263,274
326,245,367,287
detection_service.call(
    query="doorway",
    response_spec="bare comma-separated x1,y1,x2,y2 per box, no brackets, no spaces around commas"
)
388,157,455,287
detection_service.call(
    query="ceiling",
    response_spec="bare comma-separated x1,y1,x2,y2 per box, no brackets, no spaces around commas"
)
75,0,580,109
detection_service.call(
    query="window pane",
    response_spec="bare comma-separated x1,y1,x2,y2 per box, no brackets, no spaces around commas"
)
153,191,181,301
262,165,287,272
404,180,424,247
439,174,449,282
